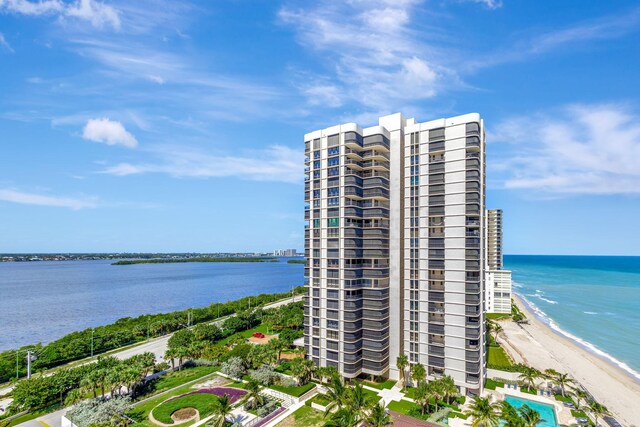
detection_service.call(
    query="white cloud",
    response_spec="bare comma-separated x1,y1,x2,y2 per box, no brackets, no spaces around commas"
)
465,0,502,9
0,188,98,209
65,0,120,29
0,0,120,29
279,0,457,112
0,32,13,52
82,118,138,148
0,0,64,15
491,103,640,194
471,7,640,71
100,145,303,183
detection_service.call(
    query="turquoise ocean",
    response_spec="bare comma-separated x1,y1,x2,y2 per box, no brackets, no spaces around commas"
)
505,255,640,382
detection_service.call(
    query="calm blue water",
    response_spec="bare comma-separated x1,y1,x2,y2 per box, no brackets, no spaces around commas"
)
0,258,304,351
506,255,640,382
504,396,558,427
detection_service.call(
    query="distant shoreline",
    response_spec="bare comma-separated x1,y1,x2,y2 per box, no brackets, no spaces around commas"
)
112,257,277,265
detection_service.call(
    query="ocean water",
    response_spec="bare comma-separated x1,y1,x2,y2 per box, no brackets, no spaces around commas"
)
0,258,304,351
505,255,640,382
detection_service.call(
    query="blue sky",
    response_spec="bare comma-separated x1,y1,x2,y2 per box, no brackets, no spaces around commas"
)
1,0,639,255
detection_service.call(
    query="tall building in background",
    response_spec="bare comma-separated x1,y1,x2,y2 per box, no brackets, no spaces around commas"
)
303,112,487,394
485,209,512,314
487,209,503,270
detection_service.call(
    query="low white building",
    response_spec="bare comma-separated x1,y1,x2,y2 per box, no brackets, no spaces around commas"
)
486,269,512,314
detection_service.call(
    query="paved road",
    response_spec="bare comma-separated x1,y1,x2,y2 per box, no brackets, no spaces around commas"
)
9,295,302,427
112,294,302,362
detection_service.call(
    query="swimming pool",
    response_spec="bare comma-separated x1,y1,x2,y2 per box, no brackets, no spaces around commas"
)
504,396,558,427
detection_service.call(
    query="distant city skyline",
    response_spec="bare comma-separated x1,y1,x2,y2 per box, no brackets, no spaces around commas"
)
1,0,640,255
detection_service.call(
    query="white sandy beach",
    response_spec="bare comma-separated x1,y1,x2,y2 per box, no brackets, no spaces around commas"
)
498,296,640,426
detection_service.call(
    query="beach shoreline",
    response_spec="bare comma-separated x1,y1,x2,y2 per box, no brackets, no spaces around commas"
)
499,294,640,425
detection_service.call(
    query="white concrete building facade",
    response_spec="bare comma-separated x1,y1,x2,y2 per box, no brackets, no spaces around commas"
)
304,113,487,394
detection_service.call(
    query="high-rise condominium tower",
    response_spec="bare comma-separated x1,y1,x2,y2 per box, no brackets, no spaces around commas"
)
485,209,512,314
303,113,486,394
487,209,503,270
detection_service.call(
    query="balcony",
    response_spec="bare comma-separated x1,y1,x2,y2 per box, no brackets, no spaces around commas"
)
363,208,389,219
363,134,390,151
345,148,363,159
429,163,445,174
361,160,390,171
428,324,445,334
429,141,445,152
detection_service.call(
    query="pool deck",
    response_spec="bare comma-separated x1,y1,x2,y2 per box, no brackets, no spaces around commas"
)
493,387,575,425
447,387,576,427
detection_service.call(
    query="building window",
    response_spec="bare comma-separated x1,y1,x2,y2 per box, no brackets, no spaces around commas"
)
328,197,339,206
313,160,321,169
328,147,340,156
328,218,340,227
328,157,340,167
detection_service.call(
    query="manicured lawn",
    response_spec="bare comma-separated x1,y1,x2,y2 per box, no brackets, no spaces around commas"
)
269,382,315,397
308,393,331,407
276,405,324,427
486,313,511,320
488,345,513,367
387,399,420,416
356,378,396,390
218,324,270,346
362,387,379,403
403,387,416,399
554,394,573,403
152,394,220,424
142,366,219,397
484,378,505,390
128,382,204,425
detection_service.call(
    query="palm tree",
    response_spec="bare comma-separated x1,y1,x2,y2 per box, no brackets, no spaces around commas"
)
290,357,315,385
571,388,590,410
501,402,543,427
413,382,432,415
64,388,83,406
411,363,426,387
80,373,98,399
323,407,360,427
324,374,349,416
441,375,458,404
433,380,447,411
269,338,289,363
549,372,574,397
589,401,610,425
518,366,541,391
365,402,391,427
210,394,234,427
464,396,500,427
492,323,503,342
123,366,142,396
348,384,371,416
396,354,408,388
241,380,264,410
164,347,177,370
519,405,542,426
316,366,338,383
